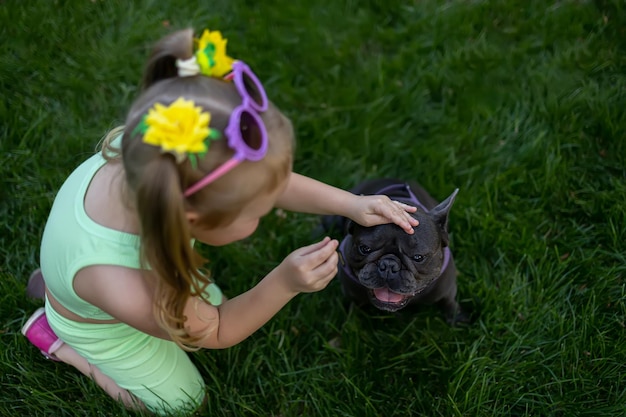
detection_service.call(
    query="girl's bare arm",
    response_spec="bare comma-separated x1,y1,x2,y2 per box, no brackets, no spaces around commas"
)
185,237,338,349
75,238,338,349
275,172,418,233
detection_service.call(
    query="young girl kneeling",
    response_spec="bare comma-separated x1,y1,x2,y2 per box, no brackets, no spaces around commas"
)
22,28,418,415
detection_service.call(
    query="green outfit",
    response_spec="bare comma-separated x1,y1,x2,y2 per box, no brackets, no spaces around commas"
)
41,145,222,414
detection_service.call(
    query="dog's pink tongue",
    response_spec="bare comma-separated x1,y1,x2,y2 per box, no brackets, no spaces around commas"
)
373,288,405,303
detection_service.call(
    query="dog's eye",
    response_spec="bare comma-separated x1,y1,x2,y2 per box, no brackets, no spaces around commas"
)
413,254,425,263
358,245,372,255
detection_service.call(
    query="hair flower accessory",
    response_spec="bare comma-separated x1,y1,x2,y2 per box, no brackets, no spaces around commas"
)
195,29,234,77
136,97,221,167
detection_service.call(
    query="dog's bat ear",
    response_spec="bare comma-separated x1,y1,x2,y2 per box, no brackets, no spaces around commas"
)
430,188,459,246
345,219,355,235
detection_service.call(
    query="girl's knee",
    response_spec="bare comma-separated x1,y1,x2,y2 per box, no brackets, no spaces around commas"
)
134,379,206,416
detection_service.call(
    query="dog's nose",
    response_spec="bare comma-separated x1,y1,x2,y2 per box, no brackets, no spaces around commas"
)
378,258,400,276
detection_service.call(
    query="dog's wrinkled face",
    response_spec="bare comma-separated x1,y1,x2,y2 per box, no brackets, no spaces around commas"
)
343,209,449,312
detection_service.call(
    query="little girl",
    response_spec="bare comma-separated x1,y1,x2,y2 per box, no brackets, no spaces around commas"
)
21,28,418,415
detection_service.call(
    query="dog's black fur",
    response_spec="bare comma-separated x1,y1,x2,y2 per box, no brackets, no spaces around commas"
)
323,178,467,324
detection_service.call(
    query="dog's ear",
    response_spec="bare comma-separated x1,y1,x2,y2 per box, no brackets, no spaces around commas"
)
429,188,459,246
345,219,355,235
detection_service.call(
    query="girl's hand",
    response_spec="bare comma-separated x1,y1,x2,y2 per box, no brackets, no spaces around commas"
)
277,237,339,294
348,195,419,234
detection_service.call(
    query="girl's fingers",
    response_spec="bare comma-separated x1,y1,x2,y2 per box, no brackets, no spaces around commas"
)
297,237,338,267
297,236,331,256
393,200,417,212
390,201,419,233
315,252,339,289
311,238,338,262
322,249,339,270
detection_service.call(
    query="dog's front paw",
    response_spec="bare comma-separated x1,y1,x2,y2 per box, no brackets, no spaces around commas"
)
438,299,472,326
446,308,471,326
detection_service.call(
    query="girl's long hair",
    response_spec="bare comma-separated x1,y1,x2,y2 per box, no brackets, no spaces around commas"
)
100,28,294,349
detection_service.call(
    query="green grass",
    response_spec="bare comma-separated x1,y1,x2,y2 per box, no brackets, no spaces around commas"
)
2,0,626,415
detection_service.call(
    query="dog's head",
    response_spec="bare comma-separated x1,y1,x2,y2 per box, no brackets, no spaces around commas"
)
342,189,458,312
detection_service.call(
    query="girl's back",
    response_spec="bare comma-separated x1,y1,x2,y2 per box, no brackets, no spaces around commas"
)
41,145,142,322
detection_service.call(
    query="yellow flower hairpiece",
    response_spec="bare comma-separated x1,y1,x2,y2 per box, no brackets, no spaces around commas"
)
194,29,235,77
135,97,221,168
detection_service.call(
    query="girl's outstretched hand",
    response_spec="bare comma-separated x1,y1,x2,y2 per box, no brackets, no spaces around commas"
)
277,237,339,294
348,195,419,234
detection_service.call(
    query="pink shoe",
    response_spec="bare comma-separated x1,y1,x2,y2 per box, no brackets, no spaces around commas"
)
21,307,63,361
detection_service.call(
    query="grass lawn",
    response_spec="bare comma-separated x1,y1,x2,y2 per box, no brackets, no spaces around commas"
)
1,0,625,416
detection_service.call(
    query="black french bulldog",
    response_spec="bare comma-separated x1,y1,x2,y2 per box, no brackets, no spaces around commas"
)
323,178,466,324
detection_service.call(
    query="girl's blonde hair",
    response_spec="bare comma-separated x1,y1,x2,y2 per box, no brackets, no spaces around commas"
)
100,28,294,349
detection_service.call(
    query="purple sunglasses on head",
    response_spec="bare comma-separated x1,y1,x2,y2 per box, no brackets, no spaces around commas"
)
184,61,269,197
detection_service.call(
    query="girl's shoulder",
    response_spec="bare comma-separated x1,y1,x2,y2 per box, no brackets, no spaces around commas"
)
84,162,140,235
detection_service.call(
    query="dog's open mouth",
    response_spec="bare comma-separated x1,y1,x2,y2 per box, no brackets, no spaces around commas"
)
369,287,412,311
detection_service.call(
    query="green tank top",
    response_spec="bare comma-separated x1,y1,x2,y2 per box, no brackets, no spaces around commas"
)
40,147,141,320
